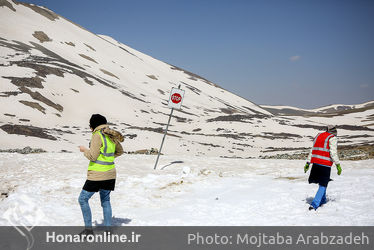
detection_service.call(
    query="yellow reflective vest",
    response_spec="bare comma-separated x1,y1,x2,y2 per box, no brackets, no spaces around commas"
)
88,130,116,172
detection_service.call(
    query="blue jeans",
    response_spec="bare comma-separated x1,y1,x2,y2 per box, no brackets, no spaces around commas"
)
311,185,327,210
78,189,112,227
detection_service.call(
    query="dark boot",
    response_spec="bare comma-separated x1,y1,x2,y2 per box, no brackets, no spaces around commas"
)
79,228,94,238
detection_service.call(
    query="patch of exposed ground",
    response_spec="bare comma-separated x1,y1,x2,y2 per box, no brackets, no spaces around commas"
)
19,86,63,112
262,147,310,153
291,124,374,132
340,134,372,139
19,100,46,113
0,39,30,53
32,31,52,43
97,35,139,58
79,54,97,63
17,2,59,21
174,115,190,123
0,146,46,154
51,128,74,135
198,142,223,148
126,148,159,155
338,144,374,160
242,106,268,115
0,91,21,97
31,41,72,64
84,43,95,51
174,108,199,117
204,108,220,114
153,122,172,127
124,134,137,139
129,126,181,138
338,125,374,131
233,142,253,148
263,132,302,139
119,90,149,103
180,130,246,140
362,114,374,122
220,108,238,114
65,42,75,46
207,114,270,122
84,78,94,85
0,184,14,201
0,124,57,140
146,75,158,80
232,147,244,151
170,64,217,87
3,76,44,88
181,82,201,95
260,143,374,160
213,97,248,114
0,0,16,11
100,69,119,79
10,60,64,78
159,180,185,190
156,110,192,123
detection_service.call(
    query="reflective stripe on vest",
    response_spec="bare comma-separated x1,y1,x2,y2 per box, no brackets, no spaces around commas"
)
312,147,329,152
88,130,116,172
324,134,334,148
310,132,334,167
311,154,333,162
91,160,114,165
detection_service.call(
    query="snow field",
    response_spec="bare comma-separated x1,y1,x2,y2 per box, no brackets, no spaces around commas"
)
0,153,373,226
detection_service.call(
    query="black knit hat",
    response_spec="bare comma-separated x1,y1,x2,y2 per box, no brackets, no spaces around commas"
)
89,114,107,130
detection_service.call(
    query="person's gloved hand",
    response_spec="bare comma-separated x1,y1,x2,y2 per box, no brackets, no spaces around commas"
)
336,164,342,175
304,162,310,173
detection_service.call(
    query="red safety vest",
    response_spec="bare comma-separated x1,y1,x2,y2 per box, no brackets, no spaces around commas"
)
310,132,335,167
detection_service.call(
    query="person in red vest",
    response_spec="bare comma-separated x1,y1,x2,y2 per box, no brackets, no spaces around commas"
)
304,125,342,210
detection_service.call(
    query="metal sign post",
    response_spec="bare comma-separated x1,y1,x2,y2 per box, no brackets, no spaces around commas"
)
154,85,184,170
153,108,173,170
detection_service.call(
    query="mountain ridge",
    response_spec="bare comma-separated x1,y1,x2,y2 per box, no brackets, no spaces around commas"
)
261,100,374,117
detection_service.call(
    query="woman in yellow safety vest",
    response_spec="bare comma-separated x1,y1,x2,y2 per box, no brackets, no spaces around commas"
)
78,114,124,233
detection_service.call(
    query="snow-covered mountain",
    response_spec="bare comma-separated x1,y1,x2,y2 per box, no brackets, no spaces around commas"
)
261,100,374,117
1,0,373,158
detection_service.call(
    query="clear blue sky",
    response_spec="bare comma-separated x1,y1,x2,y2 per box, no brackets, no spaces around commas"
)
23,0,374,108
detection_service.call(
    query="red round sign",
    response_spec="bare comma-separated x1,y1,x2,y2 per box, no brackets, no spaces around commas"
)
171,93,182,104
